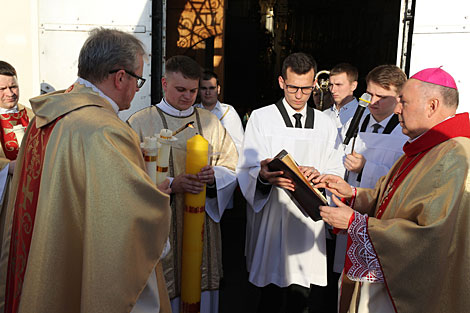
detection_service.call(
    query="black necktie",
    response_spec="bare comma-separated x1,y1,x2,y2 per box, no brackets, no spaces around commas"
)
372,123,381,133
293,113,302,128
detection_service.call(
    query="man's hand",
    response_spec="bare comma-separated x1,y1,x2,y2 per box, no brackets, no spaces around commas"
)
197,165,215,185
299,166,320,182
344,150,366,173
171,173,204,194
8,160,16,175
319,195,354,229
157,178,172,195
259,158,295,191
313,174,353,199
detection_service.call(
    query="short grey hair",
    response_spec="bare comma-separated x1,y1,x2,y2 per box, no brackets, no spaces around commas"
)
420,81,459,108
78,28,146,83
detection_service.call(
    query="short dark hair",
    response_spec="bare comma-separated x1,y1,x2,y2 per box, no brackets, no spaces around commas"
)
366,65,407,92
0,61,17,77
165,55,201,80
201,70,219,85
78,28,146,84
281,52,317,79
330,63,358,82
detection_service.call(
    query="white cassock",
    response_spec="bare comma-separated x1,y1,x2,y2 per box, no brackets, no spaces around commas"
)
237,99,344,288
333,113,408,274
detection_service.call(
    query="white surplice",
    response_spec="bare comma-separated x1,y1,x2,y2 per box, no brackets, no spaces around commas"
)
344,113,407,189
237,100,344,288
194,101,244,209
194,101,245,155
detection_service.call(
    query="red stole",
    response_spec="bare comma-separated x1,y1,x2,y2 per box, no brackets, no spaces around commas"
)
343,113,470,281
376,112,470,219
0,109,30,160
4,117,61,313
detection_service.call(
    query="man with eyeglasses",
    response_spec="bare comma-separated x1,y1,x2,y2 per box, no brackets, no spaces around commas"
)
128,55,238,313
194,70,244,155
237,52,344,313
0,28,171,313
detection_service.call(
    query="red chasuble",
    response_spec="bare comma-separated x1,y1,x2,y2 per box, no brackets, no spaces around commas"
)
0,109,30,160
4,117,61,313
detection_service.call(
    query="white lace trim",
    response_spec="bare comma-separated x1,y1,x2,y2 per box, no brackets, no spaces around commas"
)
346,211,384,283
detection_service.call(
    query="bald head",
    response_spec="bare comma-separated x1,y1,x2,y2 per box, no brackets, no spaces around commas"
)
395,79,458,139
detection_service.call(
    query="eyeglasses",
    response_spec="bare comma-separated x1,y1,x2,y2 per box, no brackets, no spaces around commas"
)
109,69,146,88
285,84,314,95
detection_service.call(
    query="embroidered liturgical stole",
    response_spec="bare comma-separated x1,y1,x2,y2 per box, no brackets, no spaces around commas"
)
0,110,30,160
5,117,61,313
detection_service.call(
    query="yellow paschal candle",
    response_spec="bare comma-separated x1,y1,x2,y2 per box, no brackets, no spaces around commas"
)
181,134,209,313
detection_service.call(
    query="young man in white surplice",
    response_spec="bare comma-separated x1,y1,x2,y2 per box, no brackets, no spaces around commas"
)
237,52,344,313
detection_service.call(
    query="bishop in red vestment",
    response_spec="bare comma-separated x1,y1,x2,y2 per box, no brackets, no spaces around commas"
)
315,68,470,313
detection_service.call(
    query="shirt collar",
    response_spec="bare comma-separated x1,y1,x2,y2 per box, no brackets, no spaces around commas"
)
158,98,194,117
0,105,19,114
194,101,222,115
370,113,393,129
331,97,357,116
76,77,120,114
282,98,307,117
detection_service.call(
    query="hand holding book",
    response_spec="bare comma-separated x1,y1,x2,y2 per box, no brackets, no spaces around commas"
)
259,158,295,191
267,150,328,221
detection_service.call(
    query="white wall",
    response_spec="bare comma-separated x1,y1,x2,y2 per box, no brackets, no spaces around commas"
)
0,0,153,121
409,0,470,113
0,0,40,108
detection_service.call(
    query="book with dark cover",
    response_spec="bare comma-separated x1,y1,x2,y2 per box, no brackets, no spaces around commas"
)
267,149,328,221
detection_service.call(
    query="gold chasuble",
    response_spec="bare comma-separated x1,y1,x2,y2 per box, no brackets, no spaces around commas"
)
346,113,470,313
128,105,238,299
1,83,171,313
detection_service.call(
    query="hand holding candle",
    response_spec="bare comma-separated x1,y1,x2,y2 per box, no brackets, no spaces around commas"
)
196,165,215,185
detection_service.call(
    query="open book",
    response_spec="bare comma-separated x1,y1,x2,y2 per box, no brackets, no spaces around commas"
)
267,149,327,221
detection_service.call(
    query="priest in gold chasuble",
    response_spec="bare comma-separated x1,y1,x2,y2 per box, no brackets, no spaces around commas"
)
128,56,238,313
0,29,171,313
315,68,470,313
